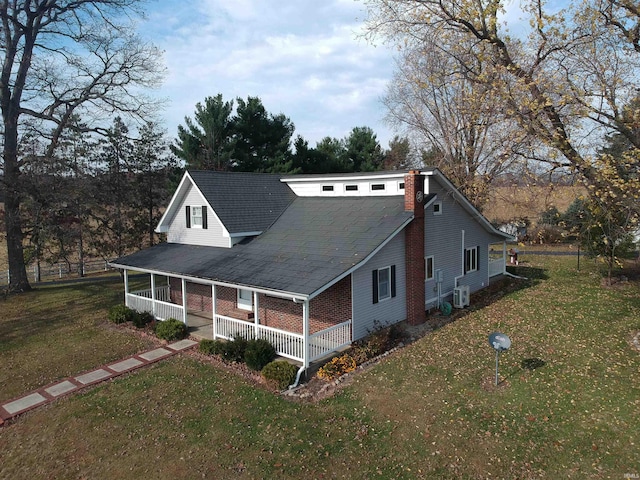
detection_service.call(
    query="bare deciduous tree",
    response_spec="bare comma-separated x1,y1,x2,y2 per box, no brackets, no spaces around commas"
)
1,0,165,291
384,44,531,208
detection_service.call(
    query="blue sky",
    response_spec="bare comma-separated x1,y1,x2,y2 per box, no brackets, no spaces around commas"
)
140,0,398,148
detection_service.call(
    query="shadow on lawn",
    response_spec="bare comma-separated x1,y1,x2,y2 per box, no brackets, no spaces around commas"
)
0,281,122,345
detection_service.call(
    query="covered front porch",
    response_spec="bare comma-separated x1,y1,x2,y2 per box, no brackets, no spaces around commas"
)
122,270,353,369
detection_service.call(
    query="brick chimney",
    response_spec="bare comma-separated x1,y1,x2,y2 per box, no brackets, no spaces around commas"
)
404,170,426,325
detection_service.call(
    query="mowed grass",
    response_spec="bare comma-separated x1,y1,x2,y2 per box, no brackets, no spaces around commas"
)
0,277,158,402
0,256,639,479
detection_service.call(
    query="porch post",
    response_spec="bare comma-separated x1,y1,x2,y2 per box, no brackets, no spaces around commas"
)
212,284,217,339
303,299,310,369
150,273,156,317
253,291,259,339
502,241,507,274
181,278,188,326
124,270,129,307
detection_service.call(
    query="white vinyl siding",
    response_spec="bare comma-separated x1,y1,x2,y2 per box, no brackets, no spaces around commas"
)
167,183,230,247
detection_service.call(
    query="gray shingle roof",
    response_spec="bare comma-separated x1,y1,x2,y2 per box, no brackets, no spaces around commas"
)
113,196,413,297
188,170,296,233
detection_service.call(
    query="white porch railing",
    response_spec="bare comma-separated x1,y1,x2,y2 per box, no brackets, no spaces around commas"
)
129,286,170,302
154,301,185,321
309,320,352,362
215,314,255,341
126,293,152,313
214,314,352,363
127,288,184,322
489,258,505,277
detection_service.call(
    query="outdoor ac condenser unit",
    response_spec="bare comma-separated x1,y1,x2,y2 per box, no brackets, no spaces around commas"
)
453,285,470,308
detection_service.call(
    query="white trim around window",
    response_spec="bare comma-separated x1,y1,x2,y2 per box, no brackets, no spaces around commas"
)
425,256,434,280
433,201,442,215
191,206,203,228
372,265,396,304
464,246,479,274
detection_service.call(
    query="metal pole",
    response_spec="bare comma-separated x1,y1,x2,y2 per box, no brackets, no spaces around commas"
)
495,350,500,386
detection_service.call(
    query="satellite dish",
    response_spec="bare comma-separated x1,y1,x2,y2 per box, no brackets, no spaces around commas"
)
488,332,511,386
489,332,511,352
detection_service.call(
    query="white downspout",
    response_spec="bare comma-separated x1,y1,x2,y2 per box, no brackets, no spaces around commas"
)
290,298,310,388
454,229,465,288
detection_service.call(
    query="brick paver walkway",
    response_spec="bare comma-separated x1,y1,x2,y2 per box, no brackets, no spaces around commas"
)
0,339,198,426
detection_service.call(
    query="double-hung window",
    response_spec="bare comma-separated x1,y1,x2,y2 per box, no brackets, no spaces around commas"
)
372,265,396,303
185,205,208,229
464,246,479,274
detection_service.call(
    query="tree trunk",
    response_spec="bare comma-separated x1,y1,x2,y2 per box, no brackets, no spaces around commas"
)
3,126,31,292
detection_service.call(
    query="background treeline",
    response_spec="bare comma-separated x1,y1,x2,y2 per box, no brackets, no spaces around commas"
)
15,118,178,280
172,94,414,174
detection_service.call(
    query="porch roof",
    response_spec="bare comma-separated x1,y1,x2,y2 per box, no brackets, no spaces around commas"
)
112,196,413,298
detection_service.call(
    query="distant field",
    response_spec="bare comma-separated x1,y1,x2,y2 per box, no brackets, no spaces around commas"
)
484,185,586,225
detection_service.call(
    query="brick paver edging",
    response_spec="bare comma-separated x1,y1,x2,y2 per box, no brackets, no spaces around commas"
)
0,339,198,427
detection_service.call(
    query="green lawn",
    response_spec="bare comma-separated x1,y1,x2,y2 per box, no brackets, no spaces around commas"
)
0,256,638,479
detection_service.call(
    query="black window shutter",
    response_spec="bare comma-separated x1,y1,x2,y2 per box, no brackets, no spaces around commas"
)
391,265,396,298
185,206,191,228
372,270,379,304
202,206,208,229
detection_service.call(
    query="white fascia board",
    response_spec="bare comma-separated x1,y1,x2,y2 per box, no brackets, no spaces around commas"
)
155,171,192,233
307,215,414,300
108,262,308,302
282,172,408,183
426,169,514,241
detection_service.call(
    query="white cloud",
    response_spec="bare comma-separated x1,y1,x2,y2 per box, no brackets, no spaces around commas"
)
140,0,396,147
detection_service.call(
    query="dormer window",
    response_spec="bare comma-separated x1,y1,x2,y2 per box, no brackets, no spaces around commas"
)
322,185,334,192
185,205,208,229
399,182,405,190
345,185,358,191
371,184,385,191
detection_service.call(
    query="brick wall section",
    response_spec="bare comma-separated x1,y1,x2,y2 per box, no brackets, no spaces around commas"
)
169,278,214,312
404,171,426,325
309,275,351,333
215,285,238,317
169,275,352,335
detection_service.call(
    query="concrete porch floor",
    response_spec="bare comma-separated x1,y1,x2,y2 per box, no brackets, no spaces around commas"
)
187,312,213,340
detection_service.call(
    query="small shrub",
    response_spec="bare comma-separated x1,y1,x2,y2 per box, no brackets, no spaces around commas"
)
262,361,298,390
317,354,356,381
108,304,137,324
199,339,217,355
220,334,248,363
155,317,188,341
132,311,154,328
245,339,276,371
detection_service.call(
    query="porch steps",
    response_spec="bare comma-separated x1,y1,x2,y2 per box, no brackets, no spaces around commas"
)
0,339,198,427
